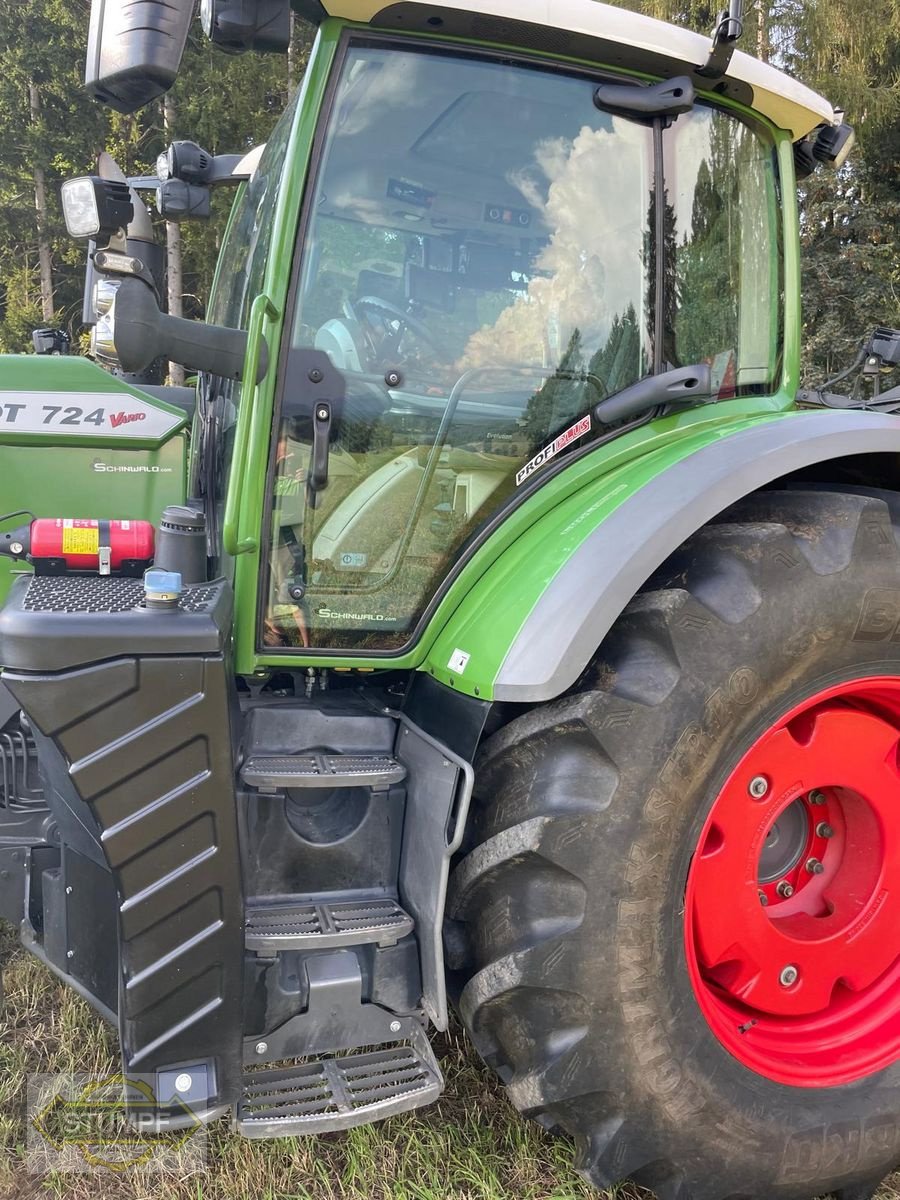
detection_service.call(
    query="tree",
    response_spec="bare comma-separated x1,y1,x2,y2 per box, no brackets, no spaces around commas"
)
783,0,900,382
0,0,108,349
0,0,314,353
626,0,900,385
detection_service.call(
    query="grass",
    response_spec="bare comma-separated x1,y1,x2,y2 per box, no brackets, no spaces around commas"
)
1,920,899,1200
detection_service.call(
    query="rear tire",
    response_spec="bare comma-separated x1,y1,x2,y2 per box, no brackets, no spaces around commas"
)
448,487,900,1200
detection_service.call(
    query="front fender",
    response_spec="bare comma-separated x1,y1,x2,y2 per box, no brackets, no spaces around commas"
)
424,409,900,702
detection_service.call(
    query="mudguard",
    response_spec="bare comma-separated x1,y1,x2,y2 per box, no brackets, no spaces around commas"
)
425,410,900,702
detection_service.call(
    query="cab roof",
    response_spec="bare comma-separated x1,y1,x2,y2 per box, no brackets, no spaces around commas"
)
294,0,835,139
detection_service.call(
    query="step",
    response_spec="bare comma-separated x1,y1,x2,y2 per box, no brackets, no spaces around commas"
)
241,753,405,791
245,897,414,955
236,1029,443,1137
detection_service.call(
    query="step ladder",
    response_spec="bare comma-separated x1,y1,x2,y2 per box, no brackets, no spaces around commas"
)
236,1026,443,1137
240,753,405,791
245,896,414,955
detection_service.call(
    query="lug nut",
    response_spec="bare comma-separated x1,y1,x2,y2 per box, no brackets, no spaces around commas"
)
174,1073,193,1094
779,964,799,987
808,790,826,806
758,890,768,906
748,775,769,799
806,857,825,875
776,880,794,898
816,822,834,839
255,1041,268,1056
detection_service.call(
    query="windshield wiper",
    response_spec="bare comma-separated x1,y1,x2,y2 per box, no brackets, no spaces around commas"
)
594,363,713,425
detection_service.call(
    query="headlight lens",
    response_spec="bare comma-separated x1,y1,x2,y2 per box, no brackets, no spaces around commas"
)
90,279,122,366
61,178,100,238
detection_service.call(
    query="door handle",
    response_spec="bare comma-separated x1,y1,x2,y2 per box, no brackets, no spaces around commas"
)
307,400,332,500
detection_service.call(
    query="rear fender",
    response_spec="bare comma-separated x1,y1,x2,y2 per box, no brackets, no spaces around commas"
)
424,410,900,702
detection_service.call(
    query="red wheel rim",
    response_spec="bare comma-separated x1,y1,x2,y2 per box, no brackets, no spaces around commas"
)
685,677,900,1087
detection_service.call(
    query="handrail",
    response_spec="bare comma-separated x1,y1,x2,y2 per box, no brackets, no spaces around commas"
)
222,292,279,556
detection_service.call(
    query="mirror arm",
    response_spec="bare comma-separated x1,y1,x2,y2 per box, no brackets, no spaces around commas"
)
113,277,268,383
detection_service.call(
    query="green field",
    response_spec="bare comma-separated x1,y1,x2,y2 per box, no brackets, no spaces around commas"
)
1,921,898,1200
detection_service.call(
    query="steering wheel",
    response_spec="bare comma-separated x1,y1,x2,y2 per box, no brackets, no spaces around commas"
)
352,295,447,359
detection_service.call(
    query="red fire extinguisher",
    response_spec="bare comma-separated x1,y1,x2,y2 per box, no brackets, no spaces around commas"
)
0,514,155,577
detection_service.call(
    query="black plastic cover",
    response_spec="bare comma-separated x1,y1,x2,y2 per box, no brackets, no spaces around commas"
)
0,576,231,672
86,0,195,114
4,584,244,1122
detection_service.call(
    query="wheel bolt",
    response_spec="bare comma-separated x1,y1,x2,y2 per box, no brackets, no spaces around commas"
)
816,822,834,839
748,775,769,799
776,880,794,898
808,789,827,805
806,857,824,875
779,964,799,987
758,890,768,906
255,1041,268,1056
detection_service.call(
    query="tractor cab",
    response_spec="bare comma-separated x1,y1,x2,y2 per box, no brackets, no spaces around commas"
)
251,34,785,651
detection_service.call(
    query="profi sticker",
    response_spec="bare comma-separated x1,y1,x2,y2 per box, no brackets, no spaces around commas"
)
0,392,184,439
516,414,592,486
448,648,471,675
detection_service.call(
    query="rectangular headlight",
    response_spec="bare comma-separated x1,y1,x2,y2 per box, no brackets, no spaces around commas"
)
60,176,134,241
61,177,101,238
814,122,856,170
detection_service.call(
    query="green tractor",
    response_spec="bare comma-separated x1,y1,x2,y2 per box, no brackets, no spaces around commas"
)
3,1,900,1196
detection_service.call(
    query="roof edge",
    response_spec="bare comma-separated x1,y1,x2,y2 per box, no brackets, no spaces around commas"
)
296,0,834,138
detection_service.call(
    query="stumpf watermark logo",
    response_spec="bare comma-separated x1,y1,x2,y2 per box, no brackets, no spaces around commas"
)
28,1073,206,1174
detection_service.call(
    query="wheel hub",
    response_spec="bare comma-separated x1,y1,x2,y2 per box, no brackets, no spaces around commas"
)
685,678,900,1087
757,797,809,885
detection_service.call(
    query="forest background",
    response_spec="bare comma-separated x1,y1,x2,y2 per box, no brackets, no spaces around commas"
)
0,0,896,385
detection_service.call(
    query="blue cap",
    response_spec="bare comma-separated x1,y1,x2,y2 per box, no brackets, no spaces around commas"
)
144,569,183,597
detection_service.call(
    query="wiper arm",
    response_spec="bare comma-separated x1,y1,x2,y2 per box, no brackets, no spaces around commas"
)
593,76,695,121
594,363,713,425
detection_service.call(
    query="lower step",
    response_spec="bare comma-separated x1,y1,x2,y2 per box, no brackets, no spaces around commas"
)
241,753,405,790
236,1031,443,1136
246,896,414,954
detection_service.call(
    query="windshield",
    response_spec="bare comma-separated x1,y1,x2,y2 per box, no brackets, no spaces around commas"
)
263,41,782,653
298,47,654,387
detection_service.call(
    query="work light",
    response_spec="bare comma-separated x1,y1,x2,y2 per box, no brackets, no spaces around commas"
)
88,277,122,366
814,121,855,169
60,177,133,240
156,179,211,221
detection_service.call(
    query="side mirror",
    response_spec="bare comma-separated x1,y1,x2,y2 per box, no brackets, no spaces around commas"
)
86,0,195,113
200,0,291,53
113,277,269,383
